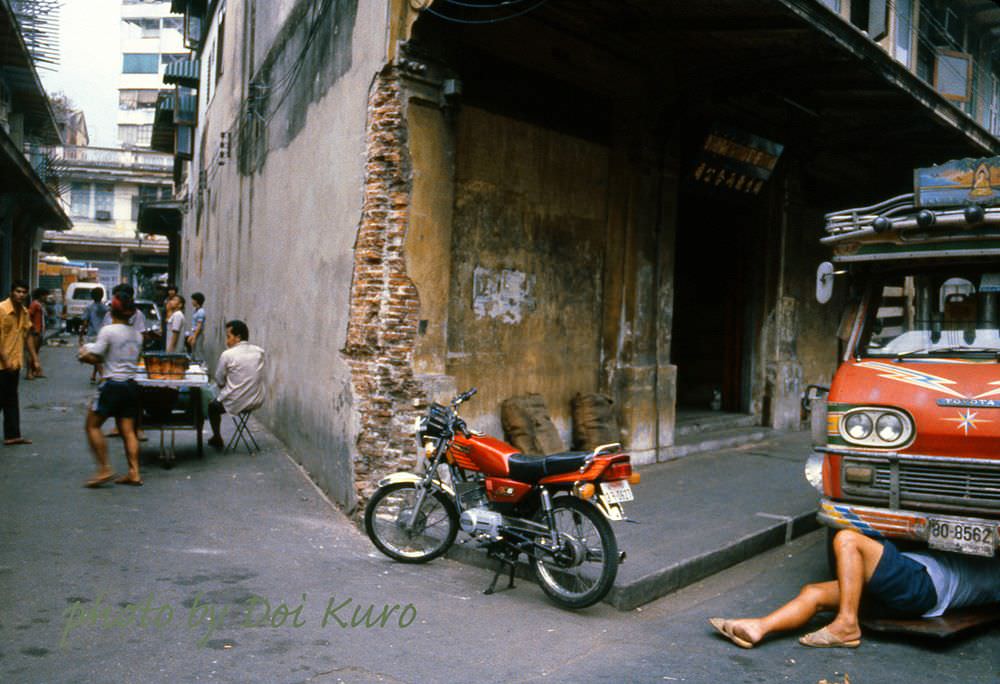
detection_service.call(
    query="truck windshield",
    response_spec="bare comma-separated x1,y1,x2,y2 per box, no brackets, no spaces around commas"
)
863,268,1000,357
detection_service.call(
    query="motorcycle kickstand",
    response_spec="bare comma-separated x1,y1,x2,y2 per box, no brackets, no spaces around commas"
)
483,550,517,595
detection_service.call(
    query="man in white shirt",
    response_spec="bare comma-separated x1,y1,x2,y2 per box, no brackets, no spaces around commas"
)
207,319,265,450
165,295,186,353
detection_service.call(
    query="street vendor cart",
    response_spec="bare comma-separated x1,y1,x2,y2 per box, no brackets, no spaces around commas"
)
134,353,211,463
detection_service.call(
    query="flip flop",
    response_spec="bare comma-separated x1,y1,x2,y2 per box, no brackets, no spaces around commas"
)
114,476,144,486
84,472,117,488
798,627,861,648
4,437,33,445
709,618,753,649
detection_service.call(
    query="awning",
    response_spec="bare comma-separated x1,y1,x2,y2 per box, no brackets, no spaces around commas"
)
137,200,185,237
0,0,60,144
164,58,200,88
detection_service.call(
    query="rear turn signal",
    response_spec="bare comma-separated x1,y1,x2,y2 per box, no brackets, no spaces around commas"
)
602,462,632,481
628,472,641,485
574,483,595,499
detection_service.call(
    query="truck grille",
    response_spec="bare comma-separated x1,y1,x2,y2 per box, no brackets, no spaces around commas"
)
843,459,1000,510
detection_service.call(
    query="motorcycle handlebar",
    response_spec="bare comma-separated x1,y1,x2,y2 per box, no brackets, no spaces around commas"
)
453,387,478,406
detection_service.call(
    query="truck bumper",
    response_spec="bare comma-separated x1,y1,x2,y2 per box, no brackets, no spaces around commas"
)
818,498,1000,553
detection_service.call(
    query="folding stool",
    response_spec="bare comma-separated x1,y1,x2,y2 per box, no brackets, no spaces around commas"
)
226,410,260,453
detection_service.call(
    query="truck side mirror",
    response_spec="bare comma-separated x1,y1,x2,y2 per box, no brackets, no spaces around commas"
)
816,261,841,304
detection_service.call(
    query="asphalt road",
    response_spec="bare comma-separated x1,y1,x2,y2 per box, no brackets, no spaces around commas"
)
1,345,997,683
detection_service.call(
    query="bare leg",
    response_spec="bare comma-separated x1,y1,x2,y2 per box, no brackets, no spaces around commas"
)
116,417,142,483
722,581,840,646
819,529,884,642
84,411,114,485
716,529,883,647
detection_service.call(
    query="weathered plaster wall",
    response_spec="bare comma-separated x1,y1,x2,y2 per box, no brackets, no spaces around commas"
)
446,106,610,442
180,0,388,512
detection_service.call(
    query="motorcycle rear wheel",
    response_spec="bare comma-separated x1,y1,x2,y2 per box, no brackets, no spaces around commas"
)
531,496,618,609
364,482,458,563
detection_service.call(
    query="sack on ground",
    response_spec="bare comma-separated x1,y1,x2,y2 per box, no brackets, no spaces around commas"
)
571,392,620,450
501,393,564,456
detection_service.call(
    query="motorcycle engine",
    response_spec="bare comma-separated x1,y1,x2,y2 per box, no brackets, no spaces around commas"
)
459,508,503,540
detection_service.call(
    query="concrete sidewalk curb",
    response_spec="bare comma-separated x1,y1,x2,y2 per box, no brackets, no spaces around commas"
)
607,510,820,611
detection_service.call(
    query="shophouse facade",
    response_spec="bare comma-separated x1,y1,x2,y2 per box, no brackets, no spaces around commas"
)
163,0,1000,513
0,0,70,293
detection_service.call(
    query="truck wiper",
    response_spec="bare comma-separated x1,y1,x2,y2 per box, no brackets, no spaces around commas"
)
896,346,1000,360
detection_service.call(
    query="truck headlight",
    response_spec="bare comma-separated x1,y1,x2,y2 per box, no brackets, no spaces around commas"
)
844,413,873,440
838,407,913,448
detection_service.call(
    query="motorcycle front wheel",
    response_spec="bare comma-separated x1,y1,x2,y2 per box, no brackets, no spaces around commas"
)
531,496,618,609
364,482,458,563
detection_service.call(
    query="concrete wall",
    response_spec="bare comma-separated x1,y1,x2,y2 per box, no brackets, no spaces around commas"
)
180,0,386,512
443,106,610,443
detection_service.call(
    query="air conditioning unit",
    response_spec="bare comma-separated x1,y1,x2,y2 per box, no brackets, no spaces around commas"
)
95,210,112,221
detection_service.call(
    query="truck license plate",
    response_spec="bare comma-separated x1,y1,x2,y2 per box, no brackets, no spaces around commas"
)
600,481,634,504
927,518,996,557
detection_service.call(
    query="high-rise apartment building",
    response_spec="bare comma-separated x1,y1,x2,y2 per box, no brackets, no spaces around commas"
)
118,0,186,149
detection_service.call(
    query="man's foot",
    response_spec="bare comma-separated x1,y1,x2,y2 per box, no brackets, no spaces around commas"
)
84,471,117,488
4,437,32,446
798,626,861,648
708,618,763,648
208,435,224,450
114,476,143,486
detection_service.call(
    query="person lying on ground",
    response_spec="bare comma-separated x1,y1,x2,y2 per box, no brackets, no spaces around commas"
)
710,528,1000,649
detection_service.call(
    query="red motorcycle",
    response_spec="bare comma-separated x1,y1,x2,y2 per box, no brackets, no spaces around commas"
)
364,388,638,609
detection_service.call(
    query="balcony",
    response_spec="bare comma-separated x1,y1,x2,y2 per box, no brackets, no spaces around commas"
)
54,145,174,171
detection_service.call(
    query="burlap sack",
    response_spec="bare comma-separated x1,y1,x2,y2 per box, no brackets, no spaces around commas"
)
500,393,564,456
570,392,620,450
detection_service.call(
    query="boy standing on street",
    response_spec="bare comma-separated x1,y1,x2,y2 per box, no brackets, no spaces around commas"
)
26,288,47,379
165,295,186,353
79,293,144,487
0,280,38,445
185,292,206,359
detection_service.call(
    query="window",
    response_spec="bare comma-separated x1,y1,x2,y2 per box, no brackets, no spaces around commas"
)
184,13,203,50
215,2,226,80
94,184,114,220
123,53,159,74
119,89,160,110
935,50,973,102
892,0,913,68
70,182,91,217
122,17,160,39
118,124,153,147
162,17,183,32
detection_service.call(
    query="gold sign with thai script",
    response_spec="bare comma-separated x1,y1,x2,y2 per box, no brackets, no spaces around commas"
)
691,126,784,196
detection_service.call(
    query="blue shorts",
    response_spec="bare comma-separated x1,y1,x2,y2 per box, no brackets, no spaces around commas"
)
93,380,140,420
863,540,938,618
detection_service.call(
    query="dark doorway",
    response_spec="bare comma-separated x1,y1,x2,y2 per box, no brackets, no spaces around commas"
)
671,191,759,413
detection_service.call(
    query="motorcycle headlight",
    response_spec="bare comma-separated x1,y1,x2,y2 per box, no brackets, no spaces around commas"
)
838,407,913,448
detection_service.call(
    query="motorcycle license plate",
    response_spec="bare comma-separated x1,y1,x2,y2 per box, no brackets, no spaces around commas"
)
927,517,996,557
600,481,634,504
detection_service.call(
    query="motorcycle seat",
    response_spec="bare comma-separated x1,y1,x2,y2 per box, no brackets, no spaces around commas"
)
507,451,590,482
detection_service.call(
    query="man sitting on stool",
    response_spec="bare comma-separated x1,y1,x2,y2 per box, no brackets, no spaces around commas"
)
208,320,265,450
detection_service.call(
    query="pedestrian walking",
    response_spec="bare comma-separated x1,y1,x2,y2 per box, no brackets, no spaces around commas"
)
78,292,144,487
25,288,47,379
710,528,1000,649
0,280,38,445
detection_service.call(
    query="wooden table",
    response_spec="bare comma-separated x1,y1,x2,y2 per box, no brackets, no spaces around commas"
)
133,364,211,462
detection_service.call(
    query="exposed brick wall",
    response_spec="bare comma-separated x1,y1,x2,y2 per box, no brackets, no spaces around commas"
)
343,66,426,504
